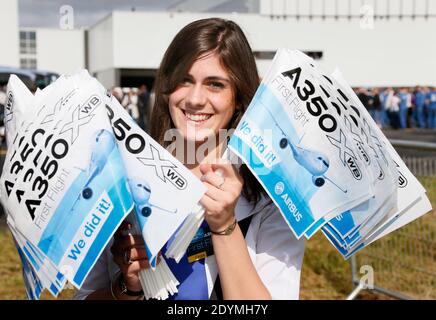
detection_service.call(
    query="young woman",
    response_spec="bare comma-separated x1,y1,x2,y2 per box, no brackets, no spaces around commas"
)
75,17,305,300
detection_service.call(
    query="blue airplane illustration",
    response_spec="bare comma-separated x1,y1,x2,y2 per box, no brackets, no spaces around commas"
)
267,113,347,193
128,179,177,225
81,129,116,199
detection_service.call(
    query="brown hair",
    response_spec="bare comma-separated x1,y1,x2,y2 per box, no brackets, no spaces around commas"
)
150,18,264,204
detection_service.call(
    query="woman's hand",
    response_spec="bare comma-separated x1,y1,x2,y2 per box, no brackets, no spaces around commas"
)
110,221,158,292
199,160,243,232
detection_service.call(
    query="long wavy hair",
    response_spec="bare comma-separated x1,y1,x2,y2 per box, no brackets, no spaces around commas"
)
150,18,264,204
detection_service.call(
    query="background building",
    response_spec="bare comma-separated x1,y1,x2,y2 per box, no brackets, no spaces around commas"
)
18,27,85,75
0,0,20,68
88,8,436,88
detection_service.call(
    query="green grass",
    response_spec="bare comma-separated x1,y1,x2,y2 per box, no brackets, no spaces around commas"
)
300,231,353,299
0,219,76,300
301,174,436,300
0,222,26,300
351,175,436,300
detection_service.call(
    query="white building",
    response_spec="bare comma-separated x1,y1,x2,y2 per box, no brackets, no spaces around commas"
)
0,0,85,75
0,0,20,68
88,9,436,88
18,27,85,75
260,0,436,18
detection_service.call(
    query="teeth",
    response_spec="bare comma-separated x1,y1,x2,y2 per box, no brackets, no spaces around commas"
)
185,112,211,122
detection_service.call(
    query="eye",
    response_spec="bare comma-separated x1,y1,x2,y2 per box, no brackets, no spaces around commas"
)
180,76,193,86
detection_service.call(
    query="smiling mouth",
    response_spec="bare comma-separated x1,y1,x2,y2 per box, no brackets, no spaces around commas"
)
183,110,213,122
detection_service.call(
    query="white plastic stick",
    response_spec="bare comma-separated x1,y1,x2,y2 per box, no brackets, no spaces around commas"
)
165,207,205,262
131,216,179,299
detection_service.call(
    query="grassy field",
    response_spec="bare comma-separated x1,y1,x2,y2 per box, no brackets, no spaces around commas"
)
1,173,435,300
0,218,76,300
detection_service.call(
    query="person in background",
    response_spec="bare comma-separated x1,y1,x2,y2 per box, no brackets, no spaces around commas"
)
423,86,430,128
125,89,140,123
366,88,375,121
413,86,426,129
137,84,151,132
406,87,414,128
0,85,6,145
379,87,390,128
386,88,400,129
372,88,382,128
111,87,124,104
427,87,436,129
398,88,409,129
357,87,370,112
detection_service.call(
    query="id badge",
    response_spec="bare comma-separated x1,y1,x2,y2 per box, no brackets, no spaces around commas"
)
186,223,214,263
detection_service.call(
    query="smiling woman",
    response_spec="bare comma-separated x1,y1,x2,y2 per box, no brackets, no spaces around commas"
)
75,17,305,301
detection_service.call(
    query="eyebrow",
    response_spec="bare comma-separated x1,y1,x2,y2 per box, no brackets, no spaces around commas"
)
205,76,231,83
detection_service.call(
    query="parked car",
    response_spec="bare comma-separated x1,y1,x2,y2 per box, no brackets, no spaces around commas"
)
0,66,37,92
31,70,60,89
0,67,60,91
0,67,59,145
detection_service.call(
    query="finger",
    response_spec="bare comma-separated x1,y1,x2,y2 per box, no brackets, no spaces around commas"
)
200,179,228,201
199,163,213,175
112,247,148,265
199,194,221,213
201,174,242,202
111,244,147,259
112,247,149,266
128,246,148,262
113,255,151,272
201,171,227,191
136,259,152,270
211,161,241,182
114,234,146,251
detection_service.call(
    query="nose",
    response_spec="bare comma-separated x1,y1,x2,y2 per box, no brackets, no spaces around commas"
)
185,84,207,109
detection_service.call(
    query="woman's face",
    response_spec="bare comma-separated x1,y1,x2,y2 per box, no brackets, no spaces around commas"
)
169,52,236,143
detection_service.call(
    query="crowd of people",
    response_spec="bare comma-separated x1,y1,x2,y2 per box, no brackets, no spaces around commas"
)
355,86,436,130
0,85,8,144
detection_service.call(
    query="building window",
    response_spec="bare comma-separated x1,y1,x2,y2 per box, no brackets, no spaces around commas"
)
253,50,323,60
253,51,276,60
20,31,37,55
20,58,37,69
305,51,323,60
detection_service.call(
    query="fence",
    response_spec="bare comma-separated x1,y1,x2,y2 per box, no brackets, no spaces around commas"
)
348,139,436,300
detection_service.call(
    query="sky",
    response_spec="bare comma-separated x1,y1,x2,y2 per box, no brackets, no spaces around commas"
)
18,0,259,28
